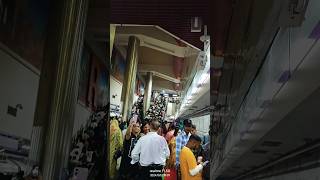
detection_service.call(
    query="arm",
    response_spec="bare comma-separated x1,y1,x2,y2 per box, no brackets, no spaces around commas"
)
117,129,123,150
189,164,203,176
185,150,204,176
175,136,181,164
125,123,133,140
163,137,170,159
130,138,141,164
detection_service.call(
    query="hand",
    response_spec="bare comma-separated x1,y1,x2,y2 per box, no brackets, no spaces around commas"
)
202,161,209,167
197,156,203,164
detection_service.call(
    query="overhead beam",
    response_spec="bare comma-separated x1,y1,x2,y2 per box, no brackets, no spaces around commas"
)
113,24,201,51
138,64,173,77
152,84,176,93
139,70,180,83
115,34,186,57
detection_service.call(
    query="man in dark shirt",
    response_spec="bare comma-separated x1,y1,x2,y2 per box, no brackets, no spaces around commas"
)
118,119,141,180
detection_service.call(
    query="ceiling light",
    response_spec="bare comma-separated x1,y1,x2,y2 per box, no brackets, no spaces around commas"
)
199,73,209,84
191,87,198,94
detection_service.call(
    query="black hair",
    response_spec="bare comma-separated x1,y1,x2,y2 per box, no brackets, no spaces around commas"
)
174,127,179,136
192,124,196,129
189,134,202,143
183,119,192,127
169,123,175,131
161,121,168,135
140,121,149,132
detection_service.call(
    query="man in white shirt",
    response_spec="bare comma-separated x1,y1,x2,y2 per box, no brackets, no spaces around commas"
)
131,119,170,180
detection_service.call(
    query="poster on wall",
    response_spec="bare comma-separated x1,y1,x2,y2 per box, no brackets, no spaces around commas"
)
0,0,50,70
110,47,126,83
78,46,91,104
87,55,109,110
96,64,109,108
136,76,145,96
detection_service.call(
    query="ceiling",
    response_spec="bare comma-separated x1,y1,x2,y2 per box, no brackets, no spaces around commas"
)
181,90,211,118
220,86,320,179
110,0,233,53
85,0,109,65
138,46,174,66
114,25,200,96
86,0,109,42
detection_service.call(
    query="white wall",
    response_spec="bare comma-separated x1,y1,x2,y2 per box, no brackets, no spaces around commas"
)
110,75,123,109
190,115,210,135
0,46,94,140
0,48,39,139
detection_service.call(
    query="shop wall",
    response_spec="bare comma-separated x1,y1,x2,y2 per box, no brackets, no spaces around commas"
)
0,47,39,139
190,115,210,135
73,44,109,134
0,0,50,70
110,75,123,111
0,44,101,140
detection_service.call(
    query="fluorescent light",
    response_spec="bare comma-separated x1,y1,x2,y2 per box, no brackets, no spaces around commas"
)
199,73,209,84
191,87,198,94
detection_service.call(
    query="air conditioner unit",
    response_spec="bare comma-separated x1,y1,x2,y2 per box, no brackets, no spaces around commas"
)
278,0,309,27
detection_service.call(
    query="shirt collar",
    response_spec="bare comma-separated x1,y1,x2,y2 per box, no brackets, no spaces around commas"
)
147,131,158,135
181,131,190,136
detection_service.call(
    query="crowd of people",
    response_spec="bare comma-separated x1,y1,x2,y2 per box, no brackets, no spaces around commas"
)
145,93,168,121
109,115,211,180
131,95,144,120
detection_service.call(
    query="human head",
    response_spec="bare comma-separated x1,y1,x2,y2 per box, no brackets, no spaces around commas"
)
168,122,175,131
173,127,179,137
141,121,150,134
132,121,141,135
186,134,202,150
149,119,161,132
31,165,40,177
161,121,168,134
191,124,197,135
183,119,193,134
118,116,123,122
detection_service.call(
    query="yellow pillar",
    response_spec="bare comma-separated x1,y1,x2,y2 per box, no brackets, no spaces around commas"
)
33,0,89,179
121,36,140,121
